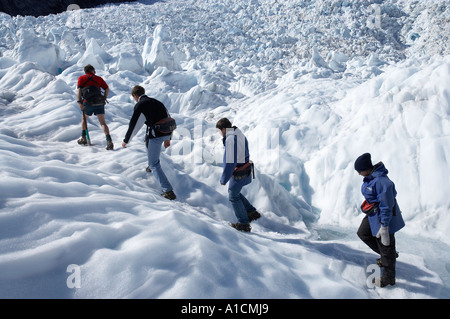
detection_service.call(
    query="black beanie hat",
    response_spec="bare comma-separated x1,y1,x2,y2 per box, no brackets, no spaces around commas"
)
354,153,373,172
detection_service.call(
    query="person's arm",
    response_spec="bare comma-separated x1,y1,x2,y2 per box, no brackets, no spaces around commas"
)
220,135,238,185
376,180,396,227
123,103,146,145
77,88,84,110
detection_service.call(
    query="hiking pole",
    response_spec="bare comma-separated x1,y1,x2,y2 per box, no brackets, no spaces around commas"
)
82,109,92,146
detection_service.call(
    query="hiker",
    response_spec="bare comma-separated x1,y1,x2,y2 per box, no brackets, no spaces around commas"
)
77,64,113,150
121,85,176,200
216,118,260,232
354,153,405,287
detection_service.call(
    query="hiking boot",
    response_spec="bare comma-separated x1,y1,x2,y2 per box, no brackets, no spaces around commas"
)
77,136,87,145
146,166,152,173
247,210,261,222
230,223,251,232
373,276,395,287
377,252,399,267
106,140,114,150
162,190,176,200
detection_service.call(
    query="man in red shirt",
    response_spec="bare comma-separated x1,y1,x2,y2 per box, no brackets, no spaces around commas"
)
77,64,113,150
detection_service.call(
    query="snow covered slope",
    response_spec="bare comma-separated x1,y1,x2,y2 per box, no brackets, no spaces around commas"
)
0,0,449,299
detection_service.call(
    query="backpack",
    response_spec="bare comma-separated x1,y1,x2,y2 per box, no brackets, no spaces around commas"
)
81,76,106,106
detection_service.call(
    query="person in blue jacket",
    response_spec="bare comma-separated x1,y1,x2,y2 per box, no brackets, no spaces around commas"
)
355,153,405,287
216,118,260,232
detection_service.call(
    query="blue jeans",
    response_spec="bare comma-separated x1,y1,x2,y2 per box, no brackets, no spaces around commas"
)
147,136,173,193
228,185,256,224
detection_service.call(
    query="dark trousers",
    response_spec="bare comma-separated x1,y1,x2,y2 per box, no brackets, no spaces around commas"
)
357,216,397,279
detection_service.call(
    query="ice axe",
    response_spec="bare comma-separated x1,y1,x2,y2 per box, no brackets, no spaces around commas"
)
82,109,92,146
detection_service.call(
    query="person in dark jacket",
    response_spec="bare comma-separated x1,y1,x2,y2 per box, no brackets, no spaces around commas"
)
122,85,175,200
355,153,405,287
217,118,260,232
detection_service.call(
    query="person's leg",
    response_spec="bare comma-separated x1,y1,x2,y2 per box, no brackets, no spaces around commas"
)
147,136,173,193
81,103,93,132
96,109,113,149
228,186,250,224
377,234,397,280
81,114,88,131
357,216,380,254
96,113,110,136
239,193,256,213
78,106,91,144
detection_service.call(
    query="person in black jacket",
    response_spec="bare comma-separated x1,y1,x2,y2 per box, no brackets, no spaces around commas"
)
122,85,176,200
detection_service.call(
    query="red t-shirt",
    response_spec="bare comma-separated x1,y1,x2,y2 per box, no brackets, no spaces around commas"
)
77,72,108,89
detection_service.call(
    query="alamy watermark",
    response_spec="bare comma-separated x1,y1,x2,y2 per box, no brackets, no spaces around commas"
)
67,4,81,11
366,264,382,289
61,1,384,293
366,4,382,30
66,264,81,289
168,123,280,174
66,4,82,28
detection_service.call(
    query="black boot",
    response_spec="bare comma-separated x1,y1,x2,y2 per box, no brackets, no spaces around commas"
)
77,135,87,145
162,190,176,200
377,251,399,267
106,134,114,150
373,276,396,287
247,210,261,222
231,223,251,232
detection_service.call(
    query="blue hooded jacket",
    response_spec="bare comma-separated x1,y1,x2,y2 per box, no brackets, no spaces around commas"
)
361,162,405,236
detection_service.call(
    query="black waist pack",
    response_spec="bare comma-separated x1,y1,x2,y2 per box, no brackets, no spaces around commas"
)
360,200,379,216
145,117,177,147
360,199,397,216
153,117,177,134
232,161,255,180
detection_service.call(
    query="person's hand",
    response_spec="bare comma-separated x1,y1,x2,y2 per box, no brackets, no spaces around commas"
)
164,139,170,149
122,141,127,148
376,226,390,246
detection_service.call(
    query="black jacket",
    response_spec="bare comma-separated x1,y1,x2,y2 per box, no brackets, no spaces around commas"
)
123,95,170,143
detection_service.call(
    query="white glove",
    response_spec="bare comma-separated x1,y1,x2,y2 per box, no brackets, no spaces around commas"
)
376,226,390,246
